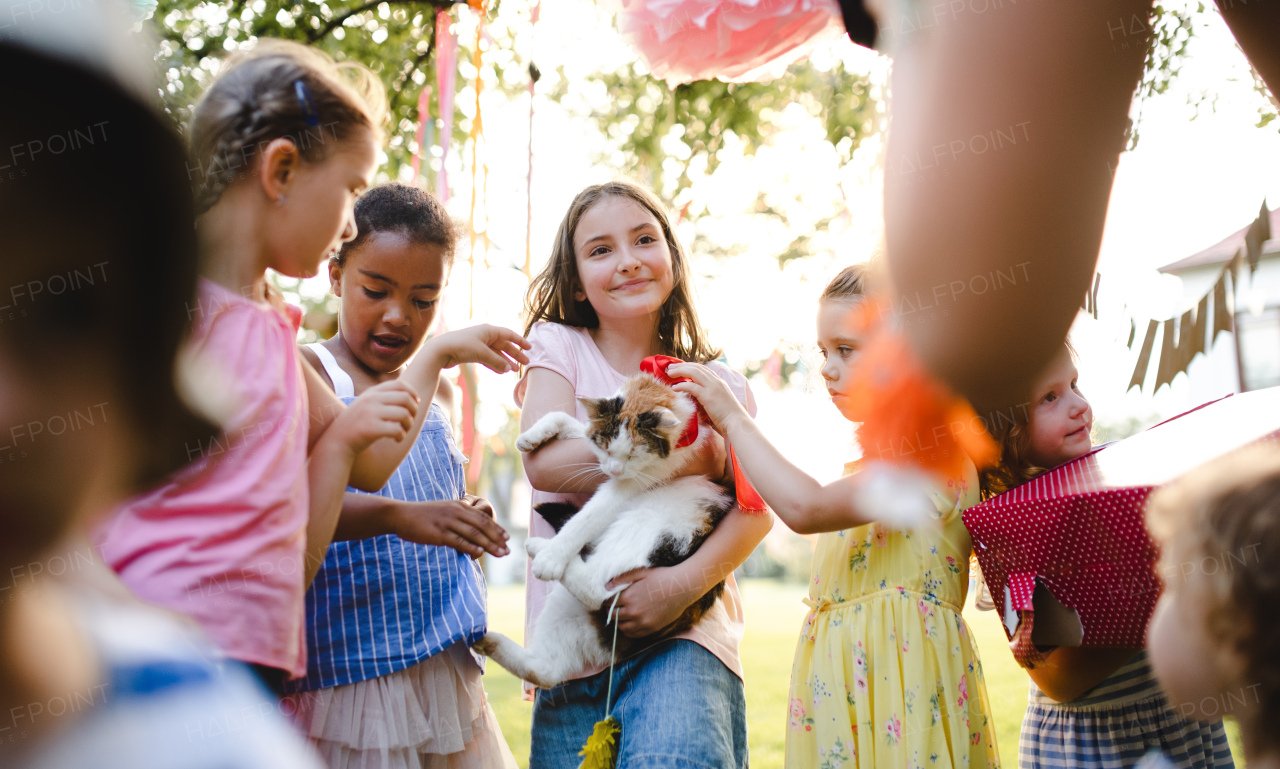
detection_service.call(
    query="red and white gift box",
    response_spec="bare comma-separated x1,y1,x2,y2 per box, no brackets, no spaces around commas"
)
963,387,1280,667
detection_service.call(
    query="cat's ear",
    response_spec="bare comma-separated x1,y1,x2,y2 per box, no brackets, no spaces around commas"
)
578,396,603,420
654,407,683,431
578,395,621,421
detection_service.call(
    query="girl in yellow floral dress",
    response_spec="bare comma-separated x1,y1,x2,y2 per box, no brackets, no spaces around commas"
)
669,265,1000,769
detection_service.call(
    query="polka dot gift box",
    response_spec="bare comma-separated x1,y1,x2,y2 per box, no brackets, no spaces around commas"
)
963,387,1280,668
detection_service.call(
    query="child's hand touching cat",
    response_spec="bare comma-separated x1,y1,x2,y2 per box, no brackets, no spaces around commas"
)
666,362,750,436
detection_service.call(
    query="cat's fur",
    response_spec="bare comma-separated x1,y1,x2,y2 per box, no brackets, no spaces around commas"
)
472,373,733,689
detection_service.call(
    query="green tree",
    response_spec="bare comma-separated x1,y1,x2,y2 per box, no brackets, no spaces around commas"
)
150,0,533,179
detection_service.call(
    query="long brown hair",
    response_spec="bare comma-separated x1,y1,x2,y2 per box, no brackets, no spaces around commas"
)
523,180,721,363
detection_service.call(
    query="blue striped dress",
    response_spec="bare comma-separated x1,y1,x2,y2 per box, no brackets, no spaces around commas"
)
1019,651,1235,769
283,344,487,694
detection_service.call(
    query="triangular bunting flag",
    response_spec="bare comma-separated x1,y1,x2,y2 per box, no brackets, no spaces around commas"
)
1245,201,1271,276
1213,270,1233,343
1177,309,1195,373
1192,295,1208,360
1229,249,1245,300
1128,320,1158,393
1154,320,1177,392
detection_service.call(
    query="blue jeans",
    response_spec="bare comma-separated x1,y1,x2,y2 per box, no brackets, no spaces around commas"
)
530,640,748,769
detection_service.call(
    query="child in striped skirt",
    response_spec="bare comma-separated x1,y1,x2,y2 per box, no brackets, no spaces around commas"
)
284,184,519,769
979,343,1233,769
1144,447,1280,769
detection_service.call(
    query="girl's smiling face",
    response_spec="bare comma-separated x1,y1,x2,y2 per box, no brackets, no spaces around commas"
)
331,229,449,374
572,195,675,322
268,127,378,280
1027,346,1093,469
816,298,866,422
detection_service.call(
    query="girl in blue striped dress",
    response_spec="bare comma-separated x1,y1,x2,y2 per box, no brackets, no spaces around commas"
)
284,183,518,769
979,343,1234,769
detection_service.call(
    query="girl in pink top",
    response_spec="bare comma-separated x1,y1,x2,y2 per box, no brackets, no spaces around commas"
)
515,180,772,767
97,41,528,695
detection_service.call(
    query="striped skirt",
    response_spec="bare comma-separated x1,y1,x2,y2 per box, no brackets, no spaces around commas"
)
1018,652,1234,769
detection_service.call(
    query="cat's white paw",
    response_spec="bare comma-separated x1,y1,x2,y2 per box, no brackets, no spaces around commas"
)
532,546,571,582
524,537,550,558
516,426,553,453
471,634,500,657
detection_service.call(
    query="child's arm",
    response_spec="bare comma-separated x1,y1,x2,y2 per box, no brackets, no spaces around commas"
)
303,381,419,586
610,506,773,638
306,325,529,492
668,363,933,535
520,367,727,494
881,0,1151,415
1025,646,1143,703
332,493,509,559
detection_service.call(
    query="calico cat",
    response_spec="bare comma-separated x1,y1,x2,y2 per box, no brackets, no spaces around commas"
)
472,372,733,689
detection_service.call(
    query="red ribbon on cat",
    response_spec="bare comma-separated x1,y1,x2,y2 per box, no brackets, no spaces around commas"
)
639,355,769,515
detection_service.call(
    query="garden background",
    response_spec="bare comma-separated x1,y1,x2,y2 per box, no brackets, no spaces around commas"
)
145,0,1274,763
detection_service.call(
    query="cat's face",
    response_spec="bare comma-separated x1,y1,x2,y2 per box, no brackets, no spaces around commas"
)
580,374,697,482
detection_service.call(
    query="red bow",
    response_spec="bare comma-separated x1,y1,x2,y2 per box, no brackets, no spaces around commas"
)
640,355,768,514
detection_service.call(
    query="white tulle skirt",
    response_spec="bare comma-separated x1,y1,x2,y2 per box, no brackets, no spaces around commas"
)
285,642,518,769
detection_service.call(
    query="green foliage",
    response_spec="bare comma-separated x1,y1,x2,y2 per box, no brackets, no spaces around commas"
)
150,0,531,179
580,59,879,202
1128,3,1199,150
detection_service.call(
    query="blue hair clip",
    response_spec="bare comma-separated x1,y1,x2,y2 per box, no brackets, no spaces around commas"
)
295,80,320,127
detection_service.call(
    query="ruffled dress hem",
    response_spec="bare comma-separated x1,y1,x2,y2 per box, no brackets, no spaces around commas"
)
285,642,517,769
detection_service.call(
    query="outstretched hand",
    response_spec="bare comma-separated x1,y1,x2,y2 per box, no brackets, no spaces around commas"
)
423,324,531,375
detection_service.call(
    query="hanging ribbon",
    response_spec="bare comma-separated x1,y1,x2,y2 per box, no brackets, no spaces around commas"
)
434,9,457,204
524,1,540,277
640,354,769,514
467,0,487,318
410,85,432,181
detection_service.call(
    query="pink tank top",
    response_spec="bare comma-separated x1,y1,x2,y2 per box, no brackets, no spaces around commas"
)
96,280,310,676
514,321,754,693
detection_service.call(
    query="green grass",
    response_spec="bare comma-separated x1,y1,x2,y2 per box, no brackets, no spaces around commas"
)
484,580,1243,767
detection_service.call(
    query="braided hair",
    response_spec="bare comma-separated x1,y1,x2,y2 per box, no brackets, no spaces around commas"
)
188,40,386,214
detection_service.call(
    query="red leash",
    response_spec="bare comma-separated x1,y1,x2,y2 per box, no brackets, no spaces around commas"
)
640,355,768,514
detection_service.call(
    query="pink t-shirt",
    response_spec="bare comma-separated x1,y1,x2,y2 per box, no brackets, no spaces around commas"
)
514,321,755,691
96,280,310,677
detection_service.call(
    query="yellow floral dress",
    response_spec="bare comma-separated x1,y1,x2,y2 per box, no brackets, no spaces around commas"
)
785,458,1000,769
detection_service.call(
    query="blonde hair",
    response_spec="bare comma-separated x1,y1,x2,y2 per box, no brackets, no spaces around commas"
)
820,263,869,303
523,180,721,363
1146,445,1280,745
188,39,386,213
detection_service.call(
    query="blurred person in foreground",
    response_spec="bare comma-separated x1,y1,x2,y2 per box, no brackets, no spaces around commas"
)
1143,447,1280,769
0,5,322,767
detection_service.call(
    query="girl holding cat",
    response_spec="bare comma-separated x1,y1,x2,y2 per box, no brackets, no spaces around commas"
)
515,179,772,768
669,264,1000,768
